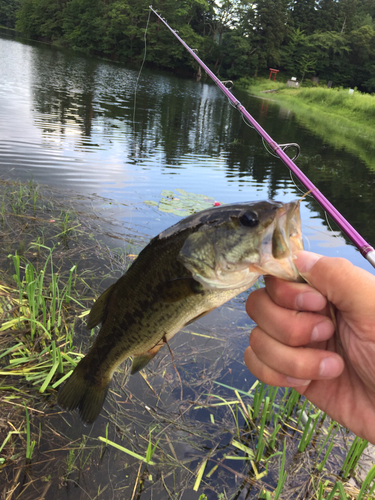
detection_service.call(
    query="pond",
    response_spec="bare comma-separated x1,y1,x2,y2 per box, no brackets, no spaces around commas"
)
1,29,375,500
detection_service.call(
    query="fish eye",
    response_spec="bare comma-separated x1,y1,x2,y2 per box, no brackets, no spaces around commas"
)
239,211,259,227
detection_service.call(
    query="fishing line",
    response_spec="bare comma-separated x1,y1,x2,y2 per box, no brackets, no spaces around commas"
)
262,137,279,158
133,9,151,130
146,6,375,268
241,113,255,130
289,170,312,198
302,233,312,251
324,209,337,236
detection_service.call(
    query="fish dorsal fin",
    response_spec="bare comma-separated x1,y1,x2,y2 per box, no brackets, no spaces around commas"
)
86,283,116,330
131,342,166,374
161,277,204,303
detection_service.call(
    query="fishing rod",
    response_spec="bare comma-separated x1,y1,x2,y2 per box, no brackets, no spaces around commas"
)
148,6,375,270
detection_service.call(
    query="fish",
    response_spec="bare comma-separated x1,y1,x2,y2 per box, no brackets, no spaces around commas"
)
57,200,304,424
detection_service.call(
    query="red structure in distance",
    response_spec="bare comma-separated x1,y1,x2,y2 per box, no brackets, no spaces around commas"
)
269,68,279,80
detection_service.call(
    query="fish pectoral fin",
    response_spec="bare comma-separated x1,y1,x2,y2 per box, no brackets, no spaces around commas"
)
86,283,116,330
161,277,204,303
131,343,165,374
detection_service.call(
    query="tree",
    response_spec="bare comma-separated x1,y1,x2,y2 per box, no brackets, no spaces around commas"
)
0,0,22,28
348,24,375,90
308,31,351,85
16,0,65,40
281,27,310,76
11,0,375,89
253,0,291,69
298,53,317,81
289,0,319,34
315,0,342,32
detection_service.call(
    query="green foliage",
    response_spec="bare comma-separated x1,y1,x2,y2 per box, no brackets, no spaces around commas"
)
0,0,22,28
9,0,375,91
16,0,65,40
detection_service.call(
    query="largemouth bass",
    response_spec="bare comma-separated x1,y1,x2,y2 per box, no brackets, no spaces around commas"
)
58,200,304,424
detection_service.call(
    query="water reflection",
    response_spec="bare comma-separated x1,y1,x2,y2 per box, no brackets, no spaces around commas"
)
0,31,375,272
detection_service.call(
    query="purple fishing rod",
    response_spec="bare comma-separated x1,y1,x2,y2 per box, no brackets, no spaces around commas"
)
149,6,375,270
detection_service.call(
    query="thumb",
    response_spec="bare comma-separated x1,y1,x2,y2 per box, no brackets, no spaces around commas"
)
294,251,375,316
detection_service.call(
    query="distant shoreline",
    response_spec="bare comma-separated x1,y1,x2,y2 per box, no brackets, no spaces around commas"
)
238,79,375,171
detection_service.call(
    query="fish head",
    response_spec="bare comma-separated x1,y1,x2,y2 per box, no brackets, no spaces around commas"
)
178,200,304,290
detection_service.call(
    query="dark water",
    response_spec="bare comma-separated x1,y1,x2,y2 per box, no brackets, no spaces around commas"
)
1,30,375,500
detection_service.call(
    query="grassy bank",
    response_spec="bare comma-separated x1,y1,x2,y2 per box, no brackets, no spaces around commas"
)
238,77,375,121
237,78,375,171
1,180,375,499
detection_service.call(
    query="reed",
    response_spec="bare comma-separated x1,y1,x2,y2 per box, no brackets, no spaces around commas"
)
341,437,369,479
358,465,375,499
24,402,35,461
256,396,270,462
273,439,287,500
97,436,156,465
316,423,339,472
0,244,90,396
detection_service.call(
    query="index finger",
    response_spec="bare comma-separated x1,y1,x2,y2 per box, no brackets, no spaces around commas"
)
263,276,329,314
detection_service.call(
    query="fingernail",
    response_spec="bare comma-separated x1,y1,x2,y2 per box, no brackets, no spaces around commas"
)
311,321,334,342
319,357,342,378
286,377,311,386
296,291,326,311
295,251,322,274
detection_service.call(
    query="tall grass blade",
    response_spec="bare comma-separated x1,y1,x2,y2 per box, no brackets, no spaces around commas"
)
357,464,375,499
341,437,368,478
231,439,255,459
24,402,35,461
316,425,339,472
39,360,59,393
145,430,160,464
256,396,270,461
97,436,155,465
274,439,287,500
193,458,208,491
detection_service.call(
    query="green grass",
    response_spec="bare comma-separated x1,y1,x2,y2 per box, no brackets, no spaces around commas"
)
0,178,138,481
199,380,374,499
284,86,375,122
238,77,375,122
237,78,375,171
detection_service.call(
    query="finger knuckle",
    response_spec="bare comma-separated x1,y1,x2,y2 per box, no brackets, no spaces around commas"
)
249,327,263,351
293,352,310,377
281,314,306,346
246,289,264,319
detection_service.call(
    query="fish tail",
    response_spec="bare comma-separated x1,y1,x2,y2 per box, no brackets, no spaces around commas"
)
57,359,110,425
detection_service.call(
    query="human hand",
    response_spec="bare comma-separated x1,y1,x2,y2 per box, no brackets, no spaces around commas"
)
244,251,375,444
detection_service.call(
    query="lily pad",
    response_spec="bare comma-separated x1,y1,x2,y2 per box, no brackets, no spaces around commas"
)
145,189,222,216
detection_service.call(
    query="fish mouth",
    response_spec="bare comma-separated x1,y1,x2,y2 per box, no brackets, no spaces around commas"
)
252,200,304,281
273,201,304,256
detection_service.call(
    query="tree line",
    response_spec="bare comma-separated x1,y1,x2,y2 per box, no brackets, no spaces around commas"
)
2,0,375,91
